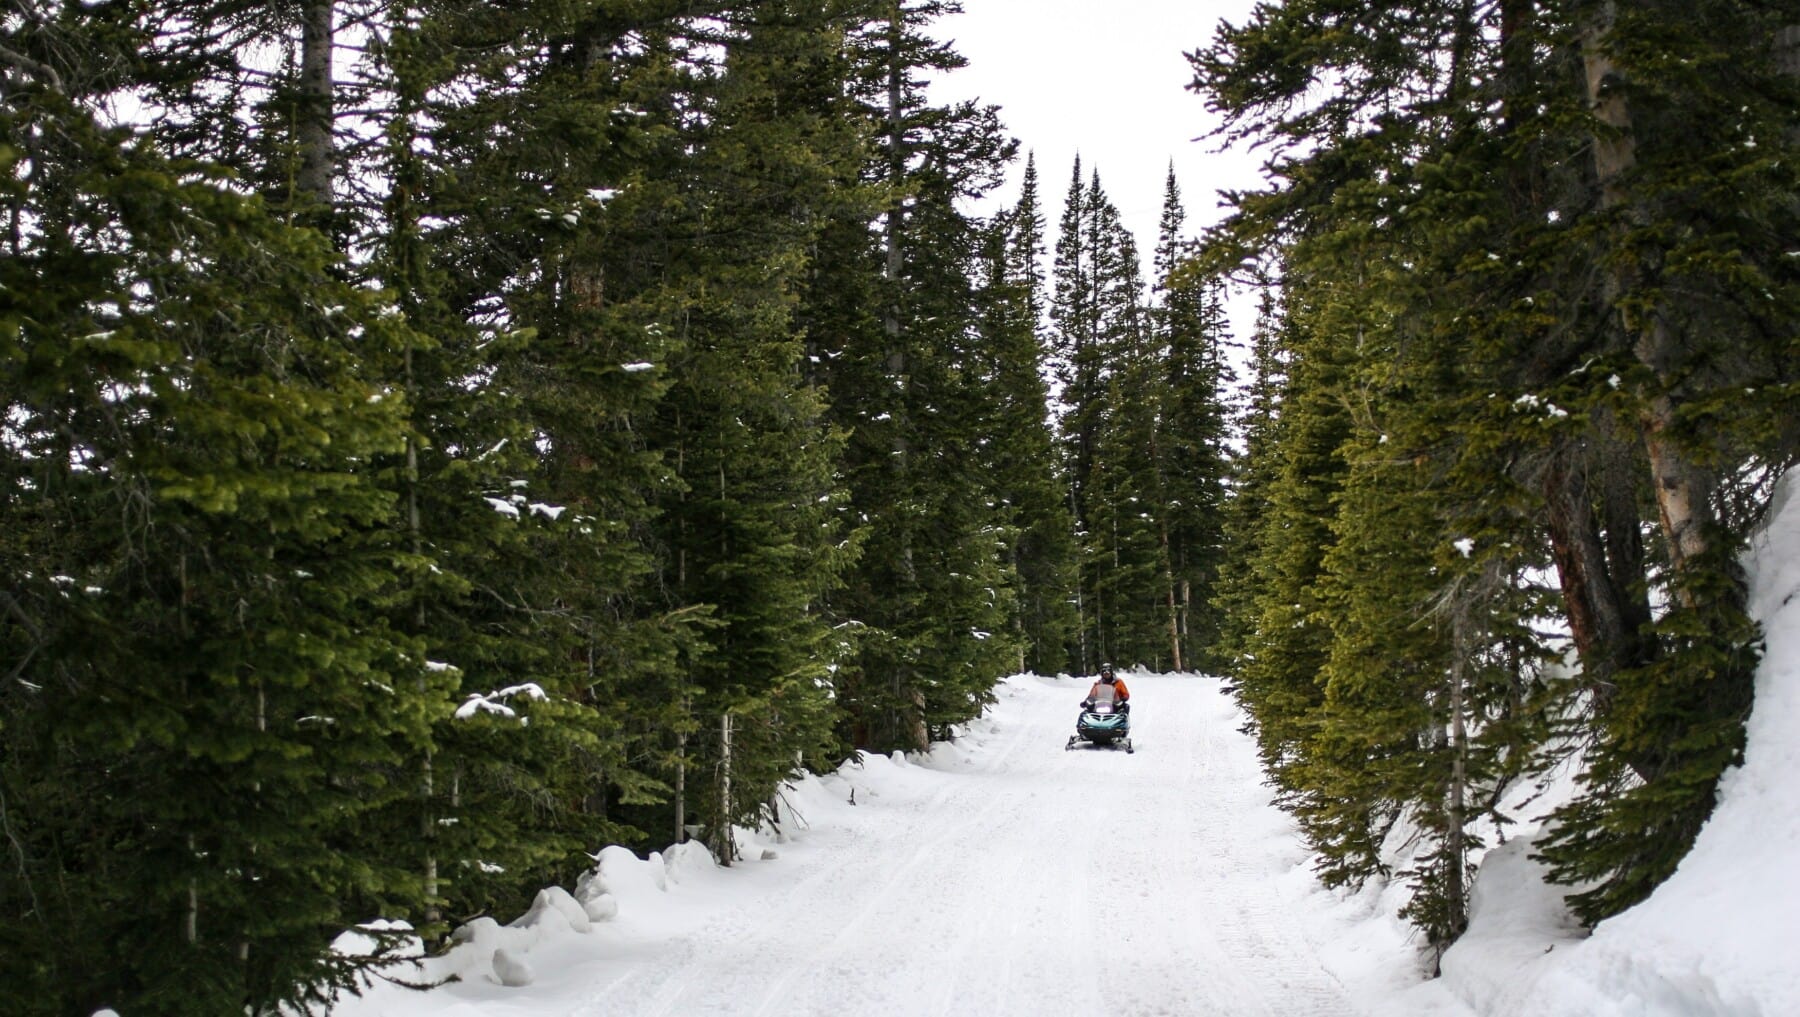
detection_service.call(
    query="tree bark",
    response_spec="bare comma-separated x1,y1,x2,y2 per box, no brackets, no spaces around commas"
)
714,712,734,865
1581,0,1716,603
297,0,335,208
1161,517,1182,672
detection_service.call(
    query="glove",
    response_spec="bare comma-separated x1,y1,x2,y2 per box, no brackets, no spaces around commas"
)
1080,699,1093,710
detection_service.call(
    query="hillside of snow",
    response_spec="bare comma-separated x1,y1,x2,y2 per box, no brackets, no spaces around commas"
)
1433,476,1800,1016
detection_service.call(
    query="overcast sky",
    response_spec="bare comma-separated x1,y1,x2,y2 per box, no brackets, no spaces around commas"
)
929,0,1269,333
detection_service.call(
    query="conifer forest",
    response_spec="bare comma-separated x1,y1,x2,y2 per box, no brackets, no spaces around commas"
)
3,1,1798,1014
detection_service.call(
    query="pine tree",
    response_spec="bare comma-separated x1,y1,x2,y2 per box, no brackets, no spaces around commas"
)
1050,163,1154,671
1227,281,1353,796
804,0,1023,751
639,0,866,858
977,166,1078,675
1215,290,1286,684
0,87,444,1013
1530,0,1797,923
1191,0,1800,943
1151,168,1233,672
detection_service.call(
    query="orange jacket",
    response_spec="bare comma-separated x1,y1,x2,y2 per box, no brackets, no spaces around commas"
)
1086,677,1130,704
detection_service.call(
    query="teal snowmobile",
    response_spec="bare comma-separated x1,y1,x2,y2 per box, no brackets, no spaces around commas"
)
1065,699,1134,753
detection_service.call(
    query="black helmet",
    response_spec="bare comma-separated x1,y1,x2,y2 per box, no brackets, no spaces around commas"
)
1100,663,1115,682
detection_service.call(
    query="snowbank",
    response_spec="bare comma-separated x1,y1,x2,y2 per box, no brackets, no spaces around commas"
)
321,722,998,1009
1434,474,1800,1016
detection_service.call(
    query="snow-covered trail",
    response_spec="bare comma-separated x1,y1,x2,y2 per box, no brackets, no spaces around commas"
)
334,674,1378,1017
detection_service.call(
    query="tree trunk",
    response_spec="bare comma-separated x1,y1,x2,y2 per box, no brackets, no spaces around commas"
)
1581,0,1716,601
1161,518,1182,672
675,721,688,845
908,688,929,753
714,712,734,865
296,0,335,208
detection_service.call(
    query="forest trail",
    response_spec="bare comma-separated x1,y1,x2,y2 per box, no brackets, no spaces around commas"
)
335,674,1372,1017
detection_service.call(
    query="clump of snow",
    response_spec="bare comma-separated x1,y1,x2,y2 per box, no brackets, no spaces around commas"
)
1437,840,1585,1013
331,919,423,960
454,683,547,721
492,947,535,987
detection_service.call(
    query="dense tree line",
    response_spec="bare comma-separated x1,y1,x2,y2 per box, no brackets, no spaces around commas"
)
0,1,1207,1012
1196,0,1800,964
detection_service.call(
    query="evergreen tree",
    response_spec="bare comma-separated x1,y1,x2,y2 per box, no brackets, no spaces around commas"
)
1151,168,1233,672
0,86,443,1013
1214,290,1286,683
804,0,1023,751
1191,0,1800,944
1226,282,1352,794
1050,163,1153,671
640,0,866,858
978,163,1078,675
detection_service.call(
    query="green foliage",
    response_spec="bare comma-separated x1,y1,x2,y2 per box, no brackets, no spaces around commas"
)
1193,0,1797,955
1536,541,1759,924
1152,172,1233,672
801,0,1028,752
1,90,440,1014
980,160,1079,675
1,1,1048,1011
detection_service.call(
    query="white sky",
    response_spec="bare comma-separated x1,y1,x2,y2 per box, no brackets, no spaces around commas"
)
930,0,1270,338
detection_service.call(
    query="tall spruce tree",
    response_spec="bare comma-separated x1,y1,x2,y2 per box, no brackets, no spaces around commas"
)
978,158,1078,675
1215,290,1286,684
803,0,1023,751
1050,163,1155,670
1151,168,1233,673
640,0,865,859
0,81,444,1014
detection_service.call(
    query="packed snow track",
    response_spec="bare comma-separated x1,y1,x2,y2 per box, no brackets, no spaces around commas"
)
333,674,1370,1017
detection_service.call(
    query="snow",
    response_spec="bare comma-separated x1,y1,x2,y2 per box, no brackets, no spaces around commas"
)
454,683,548,722
309,476,1800,1015
330,674,1457,1016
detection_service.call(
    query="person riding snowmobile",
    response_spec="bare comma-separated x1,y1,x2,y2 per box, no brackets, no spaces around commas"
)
1082,664,1130,714
1067,663,1135,751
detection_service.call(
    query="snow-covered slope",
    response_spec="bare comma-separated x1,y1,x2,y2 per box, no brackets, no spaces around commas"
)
1434,478,1800,1017
326,673,1467,1017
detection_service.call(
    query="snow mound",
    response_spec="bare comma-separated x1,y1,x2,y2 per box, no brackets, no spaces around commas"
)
337,749,911,1003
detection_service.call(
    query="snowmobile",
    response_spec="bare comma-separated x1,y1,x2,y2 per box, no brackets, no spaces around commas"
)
1065,699,1134,753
